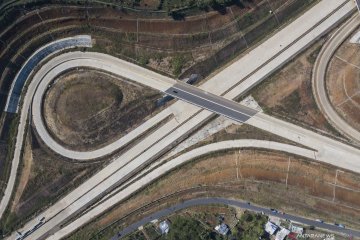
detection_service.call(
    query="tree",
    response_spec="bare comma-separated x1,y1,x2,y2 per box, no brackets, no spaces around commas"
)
196,0,212,10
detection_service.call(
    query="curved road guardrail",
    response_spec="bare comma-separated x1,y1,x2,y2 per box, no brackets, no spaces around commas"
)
0,36,92,220
4,35,92,113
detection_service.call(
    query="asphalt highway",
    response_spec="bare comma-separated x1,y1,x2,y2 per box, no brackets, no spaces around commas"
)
165,82,258,123
312,13,360,143
113,197,360,239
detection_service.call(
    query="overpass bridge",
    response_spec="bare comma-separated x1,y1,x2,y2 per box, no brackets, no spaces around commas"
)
355,0,360,11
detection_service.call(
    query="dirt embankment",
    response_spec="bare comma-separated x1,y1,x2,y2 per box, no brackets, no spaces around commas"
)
43,69,162,151
68,149,360,239
326,32,360,132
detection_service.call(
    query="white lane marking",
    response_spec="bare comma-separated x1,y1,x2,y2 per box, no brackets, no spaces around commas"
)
168,84,258,119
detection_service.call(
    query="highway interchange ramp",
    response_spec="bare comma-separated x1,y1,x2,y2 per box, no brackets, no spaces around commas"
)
0,0,360,239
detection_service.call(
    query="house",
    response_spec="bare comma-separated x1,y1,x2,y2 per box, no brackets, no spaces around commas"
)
290,224,304,234
269,216,281,226
215,223,229,236
159,220,170,234
287,232,298,240
275,228,290,240
265,221,278,235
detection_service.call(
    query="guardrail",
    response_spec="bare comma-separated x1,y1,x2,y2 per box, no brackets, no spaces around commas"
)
4,35,92,113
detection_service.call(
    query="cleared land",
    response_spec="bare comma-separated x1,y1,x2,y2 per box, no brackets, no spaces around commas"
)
68,149,360,239
43,69,161,151
326,31,360,132
252,39,344,139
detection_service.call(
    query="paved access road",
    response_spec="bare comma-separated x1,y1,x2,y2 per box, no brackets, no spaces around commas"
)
113,197,360,239
312,13,360,143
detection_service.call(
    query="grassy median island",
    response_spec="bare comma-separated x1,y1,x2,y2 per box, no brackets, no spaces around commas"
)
43,69,162,151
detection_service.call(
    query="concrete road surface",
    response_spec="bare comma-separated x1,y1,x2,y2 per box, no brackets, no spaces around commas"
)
7,0,359,239
31,52,176,160
312,13,360,143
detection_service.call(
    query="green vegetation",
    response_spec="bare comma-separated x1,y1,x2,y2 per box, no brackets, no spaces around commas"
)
159,216,219,240
120,211,268,240
233,211,267,240
0,0,241,18
307,44,322,64
138,55,150,66
275,90,302,115
195,0,235,10
123,231,146,240
171,55,186,77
